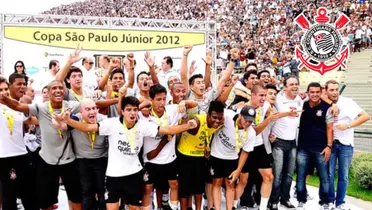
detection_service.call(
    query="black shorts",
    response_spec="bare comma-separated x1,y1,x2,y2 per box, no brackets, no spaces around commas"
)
178,153,206,198
37,158,82,209
243,144,272,173
210,156,238,179
205,158,213,184
143,159,178,187
105,171,143,206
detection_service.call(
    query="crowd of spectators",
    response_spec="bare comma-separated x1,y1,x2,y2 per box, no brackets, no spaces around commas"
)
42,0,372,74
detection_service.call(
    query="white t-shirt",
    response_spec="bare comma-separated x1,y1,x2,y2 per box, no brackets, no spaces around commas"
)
334,96,363,147
272,94,304,141
99,117,159,177
355,29,363,39
0,105,28,158
140,105,185,164
254,101,270,147
211,109,256,160
81,67,98,98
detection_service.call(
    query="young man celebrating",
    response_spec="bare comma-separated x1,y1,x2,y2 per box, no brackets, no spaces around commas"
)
0,75,38,210
325,80,370,210
69,98,108,210
209,107,257,210
141,84,198,210
0,80,82,210
296,82,334,210
177,100,225,210
63,96,197,210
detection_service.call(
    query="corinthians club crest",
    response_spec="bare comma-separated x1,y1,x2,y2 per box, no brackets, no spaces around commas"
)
295,7,350,75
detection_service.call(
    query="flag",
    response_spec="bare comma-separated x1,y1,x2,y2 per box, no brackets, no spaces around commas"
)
314,33,333,52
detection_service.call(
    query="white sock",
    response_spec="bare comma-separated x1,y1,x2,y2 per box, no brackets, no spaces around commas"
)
162,193,169,202
260,197,269,210
234,200,239,208
203,198,208,207
170,201,178,210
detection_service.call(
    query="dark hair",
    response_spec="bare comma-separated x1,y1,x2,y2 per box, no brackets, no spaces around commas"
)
136,71,150,82
121,96,140,111
81,58,87,65
189,74,203,85
49,60,59,69
163,56,173,68
149,84,167,99
0,77,9,87
266,84,278,93
8,73,25,85
285,48,294,54
251,84,266,94
283,75,299,87
258,70,270,79
208,100,225,115
42,86,48,92
14,60,26,74
244,63,258,71
110,69,125,81
66,66,83,79
243,69,258,80
307,82,322,92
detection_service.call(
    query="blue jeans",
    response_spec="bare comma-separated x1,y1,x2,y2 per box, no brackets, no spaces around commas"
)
296,149,329,205
270,139,296,204
328,142,353,207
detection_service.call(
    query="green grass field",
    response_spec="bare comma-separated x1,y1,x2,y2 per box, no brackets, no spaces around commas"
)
293,173,372,202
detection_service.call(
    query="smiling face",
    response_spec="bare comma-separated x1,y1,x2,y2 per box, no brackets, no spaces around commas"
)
308,86,321,103
266,88,277,105
251,88,267,108
207,111,224,129
285,77,299,98
80,99,98,124
0,82,10,98
259,72,270,86
244,74,258,90
170,83,186,104
111,72,125,92
48,81,65,103
9,78,27,99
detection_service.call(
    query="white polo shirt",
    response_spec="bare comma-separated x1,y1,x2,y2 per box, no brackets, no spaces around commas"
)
272,94,304,141
334,96,363,147
0,104,28,158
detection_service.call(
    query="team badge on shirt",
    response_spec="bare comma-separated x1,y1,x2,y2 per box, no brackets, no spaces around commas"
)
10,168,17,180
210,167,214,176
316,110,323,117
143,171,149,182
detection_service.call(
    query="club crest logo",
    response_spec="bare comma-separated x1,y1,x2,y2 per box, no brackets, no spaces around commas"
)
295,7,350,75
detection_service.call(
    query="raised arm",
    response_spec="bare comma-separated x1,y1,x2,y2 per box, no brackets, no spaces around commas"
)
144,51,160,85
0,95,30,115
216,48,239,94
217,75,239,103
202,51,213,89
180,45,193,92
98,61,119,90
126,53,135,88
56,46,82,83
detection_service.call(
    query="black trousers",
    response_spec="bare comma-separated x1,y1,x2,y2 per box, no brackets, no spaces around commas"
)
76,157,108,210
240,170,262,207
0,154,39,210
